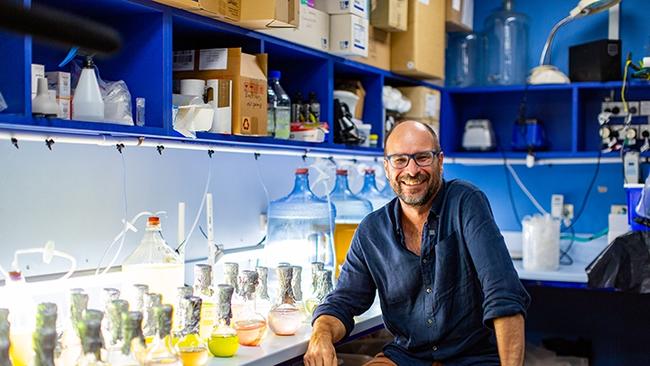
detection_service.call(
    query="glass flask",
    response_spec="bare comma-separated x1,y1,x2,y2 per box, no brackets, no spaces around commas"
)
208,285,238,358
108,311,145,366
446,32,483,87
144,305,181,366
122,216,184,304
328,169,372,277
76,317,107,366
484,0,529,86
192,265,216,341
105,299,129,361
33,303,57,366
130,284,149,313
305,269,334,315
0,309,11,366
264,168,335,290
175,297,209,366
100,287,120,346
232,271,267,347
310,262,325,296
357,168,391,211
56,289,89,366
254,267,271,316
290,266,303,302
143,293,162,345
173,286,192,336
223,263,241,321
268,266,302,336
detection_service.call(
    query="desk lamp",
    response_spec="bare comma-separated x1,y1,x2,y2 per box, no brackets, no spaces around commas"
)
528,0,622,84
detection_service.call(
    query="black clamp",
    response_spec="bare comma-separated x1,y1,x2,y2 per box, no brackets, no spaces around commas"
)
156,145,164,155
254,152,261,161
208,149,215,158
116,143,125,154
45,138,55,151
10,137,18,149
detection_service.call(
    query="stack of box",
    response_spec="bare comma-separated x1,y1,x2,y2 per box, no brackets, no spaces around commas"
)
397,86,441,135
152,0,240,22
45,72,71,119
445,0,473,32
260,3,330,52
315,0,369,58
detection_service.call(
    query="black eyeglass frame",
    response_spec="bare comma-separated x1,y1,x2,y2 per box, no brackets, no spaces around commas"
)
384,150,443,169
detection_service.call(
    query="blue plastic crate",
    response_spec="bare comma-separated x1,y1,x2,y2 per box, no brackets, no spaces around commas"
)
624,184,650,231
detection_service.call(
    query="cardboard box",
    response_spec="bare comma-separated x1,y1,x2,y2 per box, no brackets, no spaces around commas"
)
330,13,369,57
56,97,71,120
370,0,407,32
445,0,471,32
152,0,240,21
398,86,441,120
260,4,329,51
350,26,390,70
206,79,233,134
314,0,368,18
174,48,268,136
391,0,445,80
31,64,45,99
461,0,473,31
45,71,71,98
239,0,299,29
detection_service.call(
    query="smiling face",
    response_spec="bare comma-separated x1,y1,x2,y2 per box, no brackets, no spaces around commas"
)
383,121,444,208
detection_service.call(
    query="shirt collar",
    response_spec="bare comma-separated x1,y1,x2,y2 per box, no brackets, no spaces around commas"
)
392,179,446,237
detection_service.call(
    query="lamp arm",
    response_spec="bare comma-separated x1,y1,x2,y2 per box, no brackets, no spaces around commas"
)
539,15,576,66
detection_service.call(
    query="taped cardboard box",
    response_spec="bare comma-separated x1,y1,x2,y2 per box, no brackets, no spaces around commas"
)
391,0,445,80
350,26,390,71
398,86,440,120
314,0,368,18
330,13,369,57
445,0,471,32
370,0,407,32
173,48,268,136
239,0,299,29
152,0,240,21
260,4,329,51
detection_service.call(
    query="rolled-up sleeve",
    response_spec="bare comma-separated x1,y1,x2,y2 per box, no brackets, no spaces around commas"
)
312,230,377,338
461,190,531,328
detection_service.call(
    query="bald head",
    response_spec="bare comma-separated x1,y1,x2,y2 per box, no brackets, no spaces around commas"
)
384,120,440,155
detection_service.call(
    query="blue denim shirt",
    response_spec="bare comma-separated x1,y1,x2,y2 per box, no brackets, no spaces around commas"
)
313,179,530,365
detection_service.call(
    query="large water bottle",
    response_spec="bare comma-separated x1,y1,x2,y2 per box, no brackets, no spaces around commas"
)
357,168,391,211
327,169,373,277
268,71,291,139
484,0,529,86
446,32,483,87
264,168,336,295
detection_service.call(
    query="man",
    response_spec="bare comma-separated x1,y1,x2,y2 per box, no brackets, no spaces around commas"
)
305,121,530,366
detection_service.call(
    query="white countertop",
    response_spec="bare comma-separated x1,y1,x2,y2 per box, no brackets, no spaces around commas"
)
208,301,384,366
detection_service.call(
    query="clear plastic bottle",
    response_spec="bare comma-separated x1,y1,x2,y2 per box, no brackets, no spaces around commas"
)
232,271,267,347
267,81,277,136
0,309,10,366
264,168,336,284
207,285,238,358
144,305,181,366
446,32,483,87
268,266,302,336
33,303,57,366
192,265,216,341
328,169,373,277
268,71,291,139
484,0,529,86
122,216,184,305
357,168,391,211
175,297,209,366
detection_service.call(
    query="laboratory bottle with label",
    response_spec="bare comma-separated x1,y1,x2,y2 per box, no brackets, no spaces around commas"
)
267,266,302,336
268,71,291,139
208,284,238,358
144,305,181,366
175,297,209,366
232,271,267,347
357,168,391,211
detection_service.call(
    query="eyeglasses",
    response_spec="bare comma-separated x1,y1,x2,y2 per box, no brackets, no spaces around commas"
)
385,150,442,169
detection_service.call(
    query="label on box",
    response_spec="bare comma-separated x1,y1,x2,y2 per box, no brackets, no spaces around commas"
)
353,23,367,50
199,48,228,71
173,50,195,71
352,0,365,12
452,0,461,11
425,93,439,118
418,0,429,4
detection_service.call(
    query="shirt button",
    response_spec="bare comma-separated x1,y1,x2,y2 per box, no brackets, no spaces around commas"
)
432,345,438,351
427,318,433,325
426,287,432,294
422,258,428,263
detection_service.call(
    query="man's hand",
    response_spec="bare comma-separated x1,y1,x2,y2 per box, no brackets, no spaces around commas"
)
304,315,346,366
493,313,525,366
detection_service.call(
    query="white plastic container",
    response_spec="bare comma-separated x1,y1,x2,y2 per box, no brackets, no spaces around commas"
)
522,214,560,271
357,124,372,147
72,57,104,122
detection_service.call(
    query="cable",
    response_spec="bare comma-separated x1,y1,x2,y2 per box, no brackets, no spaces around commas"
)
506,164,549,215
622,57,632,114
498,137,522,228
560,226,575,266
254,154,271,207
175,154,213,253
560,228,608,242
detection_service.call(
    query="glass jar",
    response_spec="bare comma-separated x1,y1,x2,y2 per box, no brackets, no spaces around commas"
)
208,284,239,358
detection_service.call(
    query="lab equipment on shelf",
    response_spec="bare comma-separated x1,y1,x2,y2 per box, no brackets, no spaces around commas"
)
268,70,291,139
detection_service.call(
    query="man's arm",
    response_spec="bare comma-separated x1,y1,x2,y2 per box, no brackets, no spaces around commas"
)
304,315,346,366
494,314,525,366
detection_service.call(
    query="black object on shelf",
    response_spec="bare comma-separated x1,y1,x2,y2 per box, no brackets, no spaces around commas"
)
569,39,622,82
333,99,362,145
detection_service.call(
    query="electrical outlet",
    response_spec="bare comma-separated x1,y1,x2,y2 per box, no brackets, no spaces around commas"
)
562,204,574,220
602,101,640,117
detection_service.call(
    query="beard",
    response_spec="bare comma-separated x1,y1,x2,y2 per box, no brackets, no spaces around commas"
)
390,171,442,207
